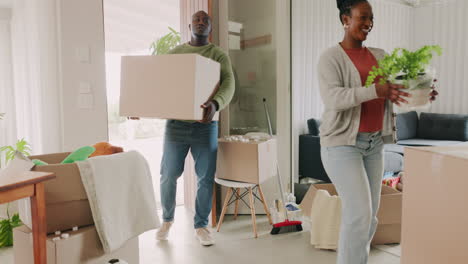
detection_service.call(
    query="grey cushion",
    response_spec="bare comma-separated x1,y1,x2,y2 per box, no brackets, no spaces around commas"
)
307,119,321,136
396,111,418,140
384,151,404,173
384,144,405,155
417,112,468,141
397,139,464,146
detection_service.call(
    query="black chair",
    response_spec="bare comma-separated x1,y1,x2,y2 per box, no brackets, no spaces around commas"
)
298,119,331,183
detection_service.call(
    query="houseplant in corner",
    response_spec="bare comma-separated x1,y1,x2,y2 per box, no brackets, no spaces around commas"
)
366,45,442,112
0,114,32,247
149,26,181,55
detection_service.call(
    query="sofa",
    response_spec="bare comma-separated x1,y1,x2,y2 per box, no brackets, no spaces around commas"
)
298,111,468,183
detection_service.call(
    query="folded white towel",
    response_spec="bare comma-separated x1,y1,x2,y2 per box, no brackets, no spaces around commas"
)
77,151,160,253
310,189,341,250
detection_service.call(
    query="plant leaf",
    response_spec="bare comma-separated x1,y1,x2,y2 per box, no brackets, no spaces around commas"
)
365,45,442,87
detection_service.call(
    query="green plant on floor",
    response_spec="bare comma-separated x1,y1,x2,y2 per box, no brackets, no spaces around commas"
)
0,206,22,247
149,27,181,55
366,45,442,87
0,138,31,248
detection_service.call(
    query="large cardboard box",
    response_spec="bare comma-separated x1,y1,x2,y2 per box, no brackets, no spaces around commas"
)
19,152,93,234
13,225,139,264
120,54,220,121
300,184,402,245
401,146,468,264
216,138,277,184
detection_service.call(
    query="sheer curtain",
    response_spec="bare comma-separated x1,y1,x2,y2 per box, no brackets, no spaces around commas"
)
9,0,62,155
0,15,14,218
0,10,17,156
1,0,61,218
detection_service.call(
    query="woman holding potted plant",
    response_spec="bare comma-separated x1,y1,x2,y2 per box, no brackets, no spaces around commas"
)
317,0,437,263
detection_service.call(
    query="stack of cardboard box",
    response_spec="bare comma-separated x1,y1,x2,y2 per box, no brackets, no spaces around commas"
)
19,152,93,234
14,226,138,264
14,152,139,263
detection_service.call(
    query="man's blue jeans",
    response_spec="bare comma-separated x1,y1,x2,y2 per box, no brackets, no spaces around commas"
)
160,120,218,229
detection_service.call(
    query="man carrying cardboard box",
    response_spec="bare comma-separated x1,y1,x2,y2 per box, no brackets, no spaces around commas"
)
154,11,234,246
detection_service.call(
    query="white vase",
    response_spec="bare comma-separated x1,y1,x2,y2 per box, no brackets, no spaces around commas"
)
393,69,435,113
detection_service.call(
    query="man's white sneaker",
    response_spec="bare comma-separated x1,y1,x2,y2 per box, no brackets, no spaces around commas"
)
156,222,173,241
195,227,215,246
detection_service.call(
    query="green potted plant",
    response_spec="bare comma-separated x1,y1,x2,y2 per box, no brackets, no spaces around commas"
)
0,207,22,248
0,114,31,247
149,27,181,55
366,45,442,111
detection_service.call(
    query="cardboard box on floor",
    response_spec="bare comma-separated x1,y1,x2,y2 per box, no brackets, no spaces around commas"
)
19,152,93,234
119,54,220,121
300,184,402,245
401,146,468,264
13,225,139,264
216,138,277,184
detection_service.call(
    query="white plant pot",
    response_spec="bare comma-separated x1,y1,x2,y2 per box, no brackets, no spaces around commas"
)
393,70,434,113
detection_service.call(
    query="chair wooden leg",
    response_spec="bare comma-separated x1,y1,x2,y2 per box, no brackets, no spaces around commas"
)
257,185,273,225
217,187,232,232
248,187,258,238
211,184,217,227
30,183,47,264
233,188,240,220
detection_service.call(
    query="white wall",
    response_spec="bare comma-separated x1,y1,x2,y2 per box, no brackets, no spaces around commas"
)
57,0,108,151
0,7,10,18
413,0,468,114
292,0,414,181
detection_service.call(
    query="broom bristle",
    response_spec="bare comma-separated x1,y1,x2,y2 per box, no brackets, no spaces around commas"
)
270,221,303,235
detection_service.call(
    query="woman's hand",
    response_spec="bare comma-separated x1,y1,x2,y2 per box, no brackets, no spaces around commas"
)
375,82,411,106
430,79,439,102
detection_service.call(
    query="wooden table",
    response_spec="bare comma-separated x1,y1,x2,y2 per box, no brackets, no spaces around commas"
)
0,171,55,264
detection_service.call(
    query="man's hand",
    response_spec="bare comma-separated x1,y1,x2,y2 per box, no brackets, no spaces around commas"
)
127,117,140,120
200,100,217,123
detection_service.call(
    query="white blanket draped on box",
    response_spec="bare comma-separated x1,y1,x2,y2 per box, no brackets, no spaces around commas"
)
77,151,160,253
310,189,341,250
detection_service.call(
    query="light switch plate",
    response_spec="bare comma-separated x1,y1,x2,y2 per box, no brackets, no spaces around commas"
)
79,82,91,94
76,46,90,63
77,94,94,109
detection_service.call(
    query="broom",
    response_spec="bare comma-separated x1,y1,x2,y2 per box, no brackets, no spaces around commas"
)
263,98,303,235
